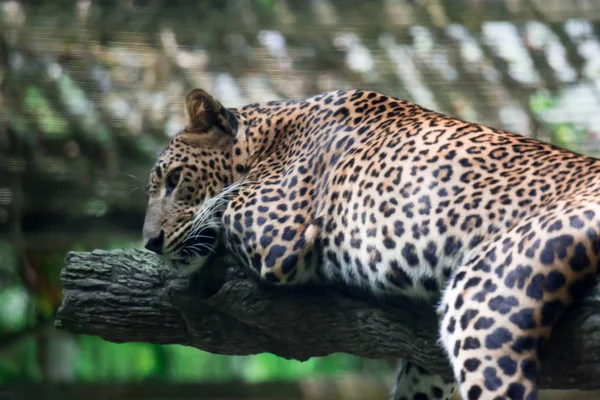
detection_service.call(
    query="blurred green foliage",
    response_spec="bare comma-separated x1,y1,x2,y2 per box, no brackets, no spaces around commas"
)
530,91,590,154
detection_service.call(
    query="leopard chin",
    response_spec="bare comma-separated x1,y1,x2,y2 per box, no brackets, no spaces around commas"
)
166,227,220,275
167,255,211,275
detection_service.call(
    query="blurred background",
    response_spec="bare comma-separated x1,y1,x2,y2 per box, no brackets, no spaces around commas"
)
1,0,600,399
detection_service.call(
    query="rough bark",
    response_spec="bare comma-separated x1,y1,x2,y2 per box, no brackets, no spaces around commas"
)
55,248,600,390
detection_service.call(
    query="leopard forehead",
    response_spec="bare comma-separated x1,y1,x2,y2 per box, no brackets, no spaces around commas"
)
147,133,231,200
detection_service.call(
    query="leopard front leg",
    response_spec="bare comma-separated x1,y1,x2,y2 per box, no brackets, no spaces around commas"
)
439,204,600,400
223,198,321,285
391,359,456,400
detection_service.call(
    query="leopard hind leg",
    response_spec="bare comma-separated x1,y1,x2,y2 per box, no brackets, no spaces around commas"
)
439,203,600,400
391,359,457,400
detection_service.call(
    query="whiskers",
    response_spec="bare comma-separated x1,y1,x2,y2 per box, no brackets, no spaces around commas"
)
118,172,144,183
188,176,252,240
181,243,215,257
178,176,254,260
181,233,218,257
127,186,140,197
116,172,145,198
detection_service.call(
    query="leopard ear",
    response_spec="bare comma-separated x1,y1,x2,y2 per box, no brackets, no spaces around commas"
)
185,89,223,132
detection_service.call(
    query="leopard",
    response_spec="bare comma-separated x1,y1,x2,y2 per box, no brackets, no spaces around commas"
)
142,88,600,400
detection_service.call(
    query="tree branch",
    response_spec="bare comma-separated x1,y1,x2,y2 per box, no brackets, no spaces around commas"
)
55,249,600,390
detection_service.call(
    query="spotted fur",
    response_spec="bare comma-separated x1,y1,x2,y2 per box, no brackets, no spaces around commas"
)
143,88,600,400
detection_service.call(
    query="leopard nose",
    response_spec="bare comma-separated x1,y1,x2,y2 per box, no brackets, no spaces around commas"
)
144,230,165,255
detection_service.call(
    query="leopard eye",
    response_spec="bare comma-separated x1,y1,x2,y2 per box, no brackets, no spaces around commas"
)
165,167,182,195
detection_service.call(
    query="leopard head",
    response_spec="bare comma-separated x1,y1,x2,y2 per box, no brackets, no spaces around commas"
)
142,89,239,273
